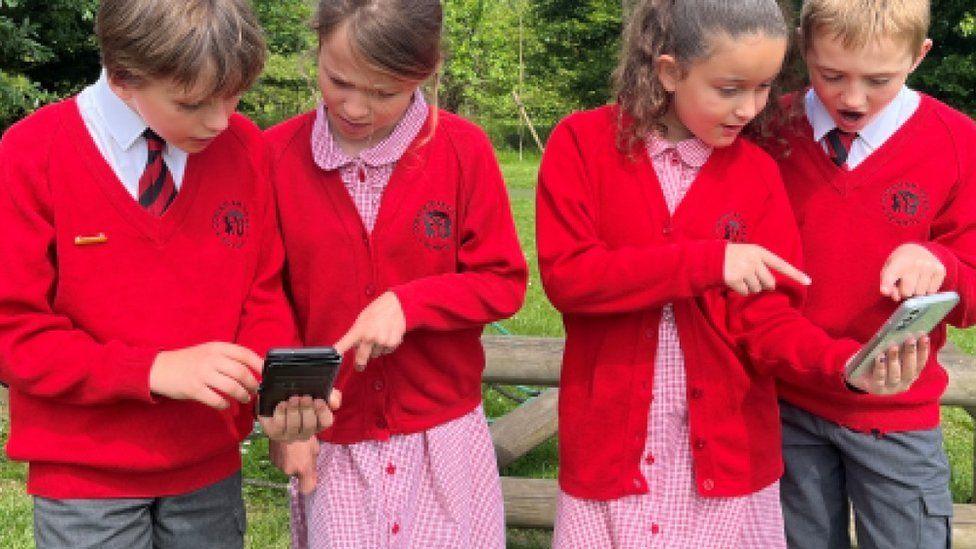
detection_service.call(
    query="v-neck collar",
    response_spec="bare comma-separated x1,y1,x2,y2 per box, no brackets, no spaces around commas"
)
797,94,932,193
64,98,201,244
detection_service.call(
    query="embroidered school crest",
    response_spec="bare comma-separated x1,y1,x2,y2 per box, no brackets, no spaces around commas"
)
212,201,250,249
882,183,929,227
714,212,748,242
413,201,454,250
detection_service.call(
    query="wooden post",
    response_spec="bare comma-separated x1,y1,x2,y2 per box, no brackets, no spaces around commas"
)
511,90,545,152
490,388,559,468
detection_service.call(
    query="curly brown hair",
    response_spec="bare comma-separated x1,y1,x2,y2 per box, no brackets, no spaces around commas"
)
613,0,793,154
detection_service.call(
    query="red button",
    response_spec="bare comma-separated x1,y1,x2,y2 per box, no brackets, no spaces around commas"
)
694,438,706,450
365,285,375,297
645,454,655,465
632,478,642,489
651,523,661,534
662,225,673,236
373,380,385,391
386,463,396,475
644,329,655,339
690,388,703,399
391,522,400,535
702,478,715,491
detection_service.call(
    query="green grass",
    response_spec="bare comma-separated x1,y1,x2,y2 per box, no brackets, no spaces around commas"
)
0,153,973,548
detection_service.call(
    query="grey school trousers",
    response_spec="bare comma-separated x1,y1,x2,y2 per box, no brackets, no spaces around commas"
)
33,471,246,549
779,401,952,549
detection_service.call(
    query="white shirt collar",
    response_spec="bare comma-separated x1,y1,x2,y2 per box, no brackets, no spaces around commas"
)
90,70,151,152
805,86,919,150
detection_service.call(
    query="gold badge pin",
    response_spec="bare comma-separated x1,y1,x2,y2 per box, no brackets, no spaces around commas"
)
74,233,108,246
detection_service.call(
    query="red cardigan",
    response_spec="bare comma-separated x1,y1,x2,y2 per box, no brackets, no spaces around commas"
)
0,99,296,498
773,93,976,432
537,105,861,500
266,109,527,444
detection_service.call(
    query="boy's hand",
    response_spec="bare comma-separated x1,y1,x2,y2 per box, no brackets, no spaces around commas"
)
270,438,320,495
723,243,811,296
847,336,931,395
334,291,406,371
880,243,946,302
258,390,342,442
149,342,262,409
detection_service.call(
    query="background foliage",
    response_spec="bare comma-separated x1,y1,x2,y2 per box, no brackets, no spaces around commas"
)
2,0,973,139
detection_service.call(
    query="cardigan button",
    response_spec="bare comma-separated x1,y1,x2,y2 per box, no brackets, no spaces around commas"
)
373,380,385,391
694,438,706,450
702,478,715,491
690,388,703,399
644,329,655,339
662,225,673,236
365,284,375,297
632,478,642,489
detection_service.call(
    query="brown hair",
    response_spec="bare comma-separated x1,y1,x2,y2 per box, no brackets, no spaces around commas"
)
313,0,442,86
96,0,267,98
613,0,791,153
800,0,930,57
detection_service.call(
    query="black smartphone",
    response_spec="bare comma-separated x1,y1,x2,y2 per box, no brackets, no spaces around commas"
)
257,347,342,417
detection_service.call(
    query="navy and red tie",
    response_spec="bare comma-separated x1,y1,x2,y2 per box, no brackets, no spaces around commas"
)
138,129,177,216
825,128,857,168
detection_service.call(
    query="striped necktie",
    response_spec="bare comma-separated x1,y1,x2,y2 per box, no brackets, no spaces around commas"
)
825,128,857,168
138,129,177,216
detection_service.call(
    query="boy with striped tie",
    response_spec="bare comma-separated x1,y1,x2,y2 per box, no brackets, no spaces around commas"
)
0,1,336,547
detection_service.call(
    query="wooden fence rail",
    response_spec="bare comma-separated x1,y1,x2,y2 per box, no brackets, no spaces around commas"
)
483,336,976,546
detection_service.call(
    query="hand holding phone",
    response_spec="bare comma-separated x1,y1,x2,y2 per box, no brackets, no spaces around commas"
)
257,347,342,441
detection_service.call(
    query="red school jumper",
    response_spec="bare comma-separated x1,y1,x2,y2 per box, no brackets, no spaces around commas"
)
536,105,861,500
0,99,296,498
266,108,527,444
774,93,976,433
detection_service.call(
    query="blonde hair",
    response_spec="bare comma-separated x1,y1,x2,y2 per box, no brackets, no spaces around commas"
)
614,0,789,153
800,0,930,56
96,0,267,98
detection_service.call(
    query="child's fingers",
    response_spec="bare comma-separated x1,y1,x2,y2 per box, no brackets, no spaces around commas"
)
298,405,319,439
312,401,335,432
879,260,904,297
354,341,372,371
897,270,922,299
284,399,304,440
219,343,264,375
207,369,252,404
216,359,260,394
297,462,318,495
756,263,777,291
195,386,231,410
887,342,907,387
333,326,359,356
329,389,342,410
761,251,811,286
743,274,762,295
918,335,931,365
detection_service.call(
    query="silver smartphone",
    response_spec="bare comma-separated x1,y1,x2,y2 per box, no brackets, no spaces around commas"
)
845,291,959,380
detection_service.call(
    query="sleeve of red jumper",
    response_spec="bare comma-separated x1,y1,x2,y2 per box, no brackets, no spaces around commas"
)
727,161,861,388
921,123,976,328
234,149,299,356
536,118,726,316
0,129,158,404
392,131,528,331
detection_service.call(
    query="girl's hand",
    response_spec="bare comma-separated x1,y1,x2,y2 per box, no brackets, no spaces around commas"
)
847,336,931,395
258,390,342,442
880,243,946,302
334,291,406,371
270,438,321,495
723,243,811,296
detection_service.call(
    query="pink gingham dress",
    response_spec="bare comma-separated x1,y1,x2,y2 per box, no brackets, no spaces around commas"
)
289,92,506,549
551,135,788,549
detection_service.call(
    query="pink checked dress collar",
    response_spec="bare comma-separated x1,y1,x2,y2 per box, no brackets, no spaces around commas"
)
311,89,429,171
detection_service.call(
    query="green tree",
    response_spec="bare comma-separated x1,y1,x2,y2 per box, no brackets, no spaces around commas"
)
913,0,976,115
0,0,100,129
